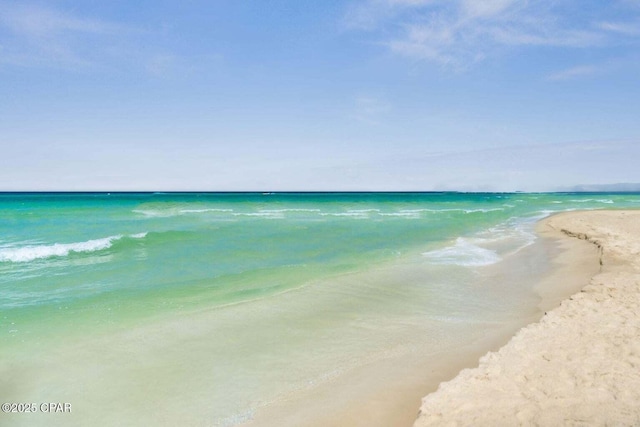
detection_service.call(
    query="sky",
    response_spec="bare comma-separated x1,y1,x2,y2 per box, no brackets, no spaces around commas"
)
1,0,639,191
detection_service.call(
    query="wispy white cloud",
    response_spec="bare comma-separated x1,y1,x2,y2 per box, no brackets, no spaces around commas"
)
343,0,443,30
0,1,191,76
347,0,640,69
487,27,604,48
0,2,133,69
343,0,396,30
0,3,124,37
597,20,640,36
459,0,515,19
546,54,640,81
547,65,602,81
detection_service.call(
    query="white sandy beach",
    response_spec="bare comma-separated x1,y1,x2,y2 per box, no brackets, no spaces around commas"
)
414,210,640,426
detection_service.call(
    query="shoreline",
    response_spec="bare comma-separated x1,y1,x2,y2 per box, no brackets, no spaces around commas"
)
244,212,603,427
414,209,640,426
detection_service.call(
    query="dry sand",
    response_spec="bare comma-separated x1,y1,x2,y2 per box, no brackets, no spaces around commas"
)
414,210,640,426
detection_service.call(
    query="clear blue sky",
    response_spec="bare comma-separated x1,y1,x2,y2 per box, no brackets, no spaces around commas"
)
1,0,639,191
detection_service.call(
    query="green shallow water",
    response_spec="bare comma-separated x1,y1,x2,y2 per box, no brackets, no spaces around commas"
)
1,192,639,426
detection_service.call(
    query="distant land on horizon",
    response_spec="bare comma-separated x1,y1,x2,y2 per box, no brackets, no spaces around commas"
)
560,183,640,193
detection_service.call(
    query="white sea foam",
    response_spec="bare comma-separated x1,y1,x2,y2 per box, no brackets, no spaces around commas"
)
463,208,505,214
319,212,369,217
180,208,234,214
377,212,421,218
258,209,321,213
481,220,537,253
423,214,545,267
0,237,120,263
426,208,465,213
396,208,503,214
132,209,174,218
0,233,147,263
134,208,234,217
399,209,438,213
422,237,502,266
570,199,614,204
232,212,284,218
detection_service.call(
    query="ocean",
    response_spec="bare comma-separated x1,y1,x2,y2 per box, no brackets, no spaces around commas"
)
1,192,639,426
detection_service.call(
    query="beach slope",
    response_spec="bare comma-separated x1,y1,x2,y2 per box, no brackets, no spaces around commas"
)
414,210,640,426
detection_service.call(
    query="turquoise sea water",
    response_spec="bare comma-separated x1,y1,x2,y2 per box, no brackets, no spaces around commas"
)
1,192,639,426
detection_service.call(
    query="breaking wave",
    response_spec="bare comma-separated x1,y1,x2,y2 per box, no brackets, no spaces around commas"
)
0,233,147,263
422,238,502,267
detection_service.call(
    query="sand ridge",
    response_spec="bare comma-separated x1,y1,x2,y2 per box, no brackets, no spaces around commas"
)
414,210,640,426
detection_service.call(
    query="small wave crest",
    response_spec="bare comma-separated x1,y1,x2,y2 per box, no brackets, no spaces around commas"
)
570,199,614,204
463,208,505,214
232,212,284,218
134,208,234,217
378,212,421,218
258,209,321,213
423,214,545,267
0,233,147,263
180,208,234,214
319,212,370,218
422,238,502,267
